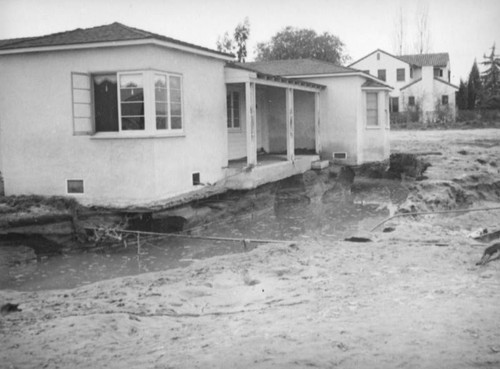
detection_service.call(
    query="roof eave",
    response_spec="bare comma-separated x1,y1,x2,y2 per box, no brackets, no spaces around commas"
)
0,38,235,61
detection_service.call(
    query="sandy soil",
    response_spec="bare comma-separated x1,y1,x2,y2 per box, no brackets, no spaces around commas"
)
1,129,500,369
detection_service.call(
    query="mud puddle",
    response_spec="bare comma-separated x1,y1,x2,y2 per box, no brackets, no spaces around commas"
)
0,176,408,291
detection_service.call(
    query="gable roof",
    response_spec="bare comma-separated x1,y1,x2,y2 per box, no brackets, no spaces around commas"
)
0,22,233,59
400,77,459,91
349,48,450,68
236,59,358,77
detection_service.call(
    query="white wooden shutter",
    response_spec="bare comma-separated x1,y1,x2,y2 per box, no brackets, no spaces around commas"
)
71,72,93,135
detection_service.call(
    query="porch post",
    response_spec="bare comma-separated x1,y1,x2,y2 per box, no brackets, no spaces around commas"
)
245,82,257,166
286,88,295,162
315,91,321,154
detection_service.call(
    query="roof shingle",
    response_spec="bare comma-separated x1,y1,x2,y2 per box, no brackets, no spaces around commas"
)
236,59,358,76
398,53,449,67
0,22,232,57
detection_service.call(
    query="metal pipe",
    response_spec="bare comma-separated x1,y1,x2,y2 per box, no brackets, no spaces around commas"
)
370,206,500,232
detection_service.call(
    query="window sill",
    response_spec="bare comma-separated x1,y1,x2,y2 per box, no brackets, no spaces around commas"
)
228,128,243,134
90,131,185,140
365,125,381,130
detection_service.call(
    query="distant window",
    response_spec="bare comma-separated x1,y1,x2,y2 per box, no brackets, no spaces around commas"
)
377,69,386,81
377,53,380,60
408,96,415,106
410,68,414,79
366,93,379,126
363,70,370,74
227,90,240,129
390,97,399,113
434,68,443,77
397,68,405,82
442,95,449,105
67,180,84,194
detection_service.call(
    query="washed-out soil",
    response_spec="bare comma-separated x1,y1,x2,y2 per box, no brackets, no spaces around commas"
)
1,129,500,369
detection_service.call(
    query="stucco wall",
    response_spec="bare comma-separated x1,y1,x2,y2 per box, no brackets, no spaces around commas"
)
0,44,228,206
293,90,315,151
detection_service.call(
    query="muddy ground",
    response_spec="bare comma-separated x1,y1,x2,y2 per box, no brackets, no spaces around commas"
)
1,129,500,369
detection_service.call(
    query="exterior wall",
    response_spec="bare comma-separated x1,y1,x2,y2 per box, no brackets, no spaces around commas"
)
293,90,315,151
265,87,287,154
0,45,228,206
227,83,247,160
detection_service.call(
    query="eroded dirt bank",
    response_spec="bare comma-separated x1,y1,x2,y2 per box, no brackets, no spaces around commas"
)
1,129,500,369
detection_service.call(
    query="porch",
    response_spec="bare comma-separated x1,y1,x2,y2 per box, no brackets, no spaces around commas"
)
224,65,325,190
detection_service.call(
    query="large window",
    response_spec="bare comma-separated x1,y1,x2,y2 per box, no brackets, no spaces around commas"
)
366,93,379,127
377,69,386,81
227,91,240,129
93,70,183,134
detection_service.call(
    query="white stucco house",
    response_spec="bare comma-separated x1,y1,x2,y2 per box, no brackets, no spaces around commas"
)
349,49,459,121
0,23,392,207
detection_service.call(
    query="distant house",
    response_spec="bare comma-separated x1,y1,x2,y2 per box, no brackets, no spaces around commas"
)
0,23,391,207
349,49,459,121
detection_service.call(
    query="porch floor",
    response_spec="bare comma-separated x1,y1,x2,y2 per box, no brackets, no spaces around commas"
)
225,154,321,190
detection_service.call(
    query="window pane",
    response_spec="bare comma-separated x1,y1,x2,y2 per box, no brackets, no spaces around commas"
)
156,102,168,115
154,74,167,88
171,116,182,129
367,111,378,125
120,74,143,88
367,93,378,108
156,117,167,130
170,102,182,116
233,115,240,128
120,88,144,102
93,74,118,132
122,117,145,130
121,102,144,116
155,88,167,102
169,76,181,89
170,89,181,103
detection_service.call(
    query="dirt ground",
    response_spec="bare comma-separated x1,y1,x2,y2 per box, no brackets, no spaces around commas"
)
1,129,500,369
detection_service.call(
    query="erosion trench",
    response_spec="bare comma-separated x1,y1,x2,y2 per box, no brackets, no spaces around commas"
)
1,129,500,369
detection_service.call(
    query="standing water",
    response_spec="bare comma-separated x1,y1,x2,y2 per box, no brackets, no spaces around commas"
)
0,173,408,291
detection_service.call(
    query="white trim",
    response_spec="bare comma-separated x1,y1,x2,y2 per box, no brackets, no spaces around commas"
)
0,39,234,61
249,77,321,92
90,132,185,139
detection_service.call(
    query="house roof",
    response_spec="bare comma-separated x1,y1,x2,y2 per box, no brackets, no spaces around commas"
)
236,59,359,77
349,48,450,68
226,62,326,90
398,53,449,67
362,79,391,88
0,22,233,59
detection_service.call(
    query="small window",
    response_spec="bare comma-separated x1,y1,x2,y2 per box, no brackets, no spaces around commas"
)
192,172,200,185
366,93,379,127
67,180,84,194
442,95,449,105
377,69,386,81
408,96,415,106
410,68,414,79
396,68,405,82
227,90,240,129
377,53,380,60
390,97,399,113
434,68,443,77
333,152,347,159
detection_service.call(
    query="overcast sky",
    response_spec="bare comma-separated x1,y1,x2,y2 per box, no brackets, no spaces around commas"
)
1,0,499,84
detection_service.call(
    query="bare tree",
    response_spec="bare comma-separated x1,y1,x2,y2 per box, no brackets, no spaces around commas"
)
393,6,407,56
413,0,431,54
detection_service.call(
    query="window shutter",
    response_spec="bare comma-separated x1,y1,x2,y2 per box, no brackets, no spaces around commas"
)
71,72,93,135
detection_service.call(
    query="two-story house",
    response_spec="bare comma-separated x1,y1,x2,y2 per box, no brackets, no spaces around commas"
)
349,49,459,122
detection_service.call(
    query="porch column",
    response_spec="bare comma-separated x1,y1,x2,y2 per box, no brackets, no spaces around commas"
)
286,88,295,162
245,82,257,166
315,91,321,154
